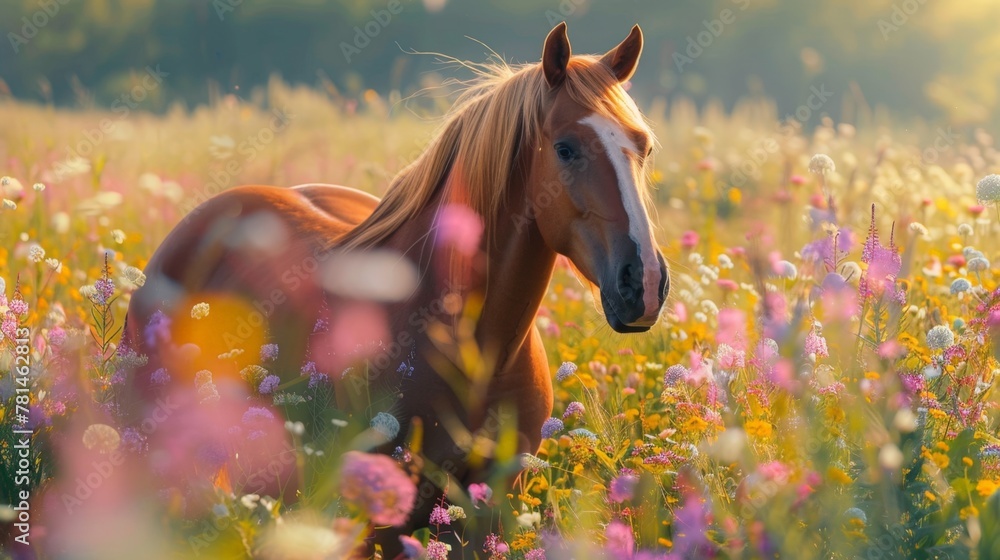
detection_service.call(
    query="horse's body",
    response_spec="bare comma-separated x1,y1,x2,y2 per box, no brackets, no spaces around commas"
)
123,23,668,557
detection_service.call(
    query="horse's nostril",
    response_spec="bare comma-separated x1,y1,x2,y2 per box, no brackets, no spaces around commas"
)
617,262,642,306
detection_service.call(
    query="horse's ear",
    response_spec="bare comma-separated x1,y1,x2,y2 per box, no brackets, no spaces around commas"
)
600,24,643,83
542,22,572,88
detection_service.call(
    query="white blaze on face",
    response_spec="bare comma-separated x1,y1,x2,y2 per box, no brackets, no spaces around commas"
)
580,113,662,322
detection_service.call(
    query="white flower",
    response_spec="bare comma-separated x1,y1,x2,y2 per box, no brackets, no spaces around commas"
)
27,244,45,263
976,174,1000,202
908,222,928,238
516,511,541,528
45,258,62,273
957,223,974,236
123,266,146,287
2,199,16,210
191,302,210,319
925,325,954,350
370,412,400,439
111,229,126,244
717,254,734,269
774,260,798,279
808,154,836,176
950,278,971,294
968,257,990,272
240,494,261,510
284,420,305,436
33,183,45,192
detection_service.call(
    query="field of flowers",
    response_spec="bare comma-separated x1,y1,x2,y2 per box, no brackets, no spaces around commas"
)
1,79,999,559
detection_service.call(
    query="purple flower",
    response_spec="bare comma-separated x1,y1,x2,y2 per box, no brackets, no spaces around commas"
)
150,367,171,385
48,326,66,346
339,451,416,526
664,364,687,386
258,375,281,394
563,401,585,419
94,277,115,305
609,474,638,503
242,406,275,424
121,427,147,453
429,505,451,526
260,343,279,362
556,361,578,381
541,417,564,439
144,310,172,349
110,369,126,385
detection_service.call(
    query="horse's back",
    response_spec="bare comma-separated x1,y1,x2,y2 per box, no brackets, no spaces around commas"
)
124,183,380,393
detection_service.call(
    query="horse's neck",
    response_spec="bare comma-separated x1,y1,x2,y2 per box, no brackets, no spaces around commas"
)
384,173,555,368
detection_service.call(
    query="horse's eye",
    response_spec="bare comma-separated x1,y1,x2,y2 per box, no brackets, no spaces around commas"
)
554,143,576,162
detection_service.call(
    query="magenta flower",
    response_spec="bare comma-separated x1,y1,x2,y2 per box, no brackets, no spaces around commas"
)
680,230,699,249
339,451,416,526
468,482,493,508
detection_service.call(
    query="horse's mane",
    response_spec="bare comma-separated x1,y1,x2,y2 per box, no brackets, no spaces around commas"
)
336,54,655,250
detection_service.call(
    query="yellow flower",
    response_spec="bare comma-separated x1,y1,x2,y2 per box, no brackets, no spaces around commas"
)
930,452,949,469
683,416,709,433
959,505,978,520
744,420,773,438
827,467,852,485
924,490,936,502
976,479,999,497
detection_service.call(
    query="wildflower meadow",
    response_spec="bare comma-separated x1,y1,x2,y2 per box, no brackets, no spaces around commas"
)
1,79,1000,559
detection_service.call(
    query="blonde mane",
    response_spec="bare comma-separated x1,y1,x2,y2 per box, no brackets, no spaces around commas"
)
336,55,655,251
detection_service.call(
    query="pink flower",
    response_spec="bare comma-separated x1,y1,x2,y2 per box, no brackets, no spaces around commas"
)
680,230,700,249
716,343,746,370
804,331,829,358
436,203,483,257
716,308,747,350
468,482,493,508
429,505,451,526
339,451,416,526
716,278,739,292
604,521,635,557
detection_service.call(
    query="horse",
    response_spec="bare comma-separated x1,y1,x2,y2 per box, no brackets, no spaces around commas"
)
121,22,668,558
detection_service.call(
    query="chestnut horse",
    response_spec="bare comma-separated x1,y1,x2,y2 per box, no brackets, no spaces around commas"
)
123,22,668,557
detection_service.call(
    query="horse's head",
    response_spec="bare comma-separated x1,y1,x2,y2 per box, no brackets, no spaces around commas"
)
527,23,668,333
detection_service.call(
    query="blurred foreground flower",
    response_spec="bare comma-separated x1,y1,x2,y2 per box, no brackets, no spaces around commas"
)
339,451,416,526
